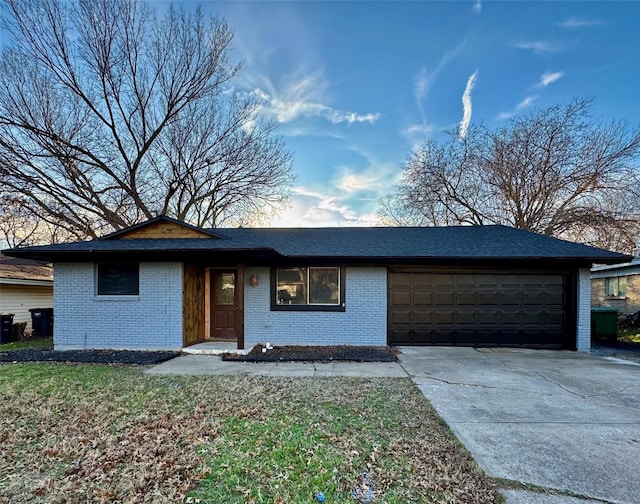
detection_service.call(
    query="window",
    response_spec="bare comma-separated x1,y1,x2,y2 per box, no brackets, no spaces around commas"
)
97,263,139,295
272,267,345,311
605,276,627,298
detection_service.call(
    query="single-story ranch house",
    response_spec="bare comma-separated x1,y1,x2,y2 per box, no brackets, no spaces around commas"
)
3,216,629,352
591,257,640,315
0,253,53,335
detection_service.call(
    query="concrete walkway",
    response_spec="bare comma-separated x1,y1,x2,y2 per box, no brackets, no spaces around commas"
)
146,354,407,377
147,348,640,504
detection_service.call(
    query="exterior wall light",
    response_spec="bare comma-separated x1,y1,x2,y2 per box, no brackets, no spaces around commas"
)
250,274,259,287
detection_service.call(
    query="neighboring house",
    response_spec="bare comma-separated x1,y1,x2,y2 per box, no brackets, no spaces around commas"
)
591,257,640,315
2,216,629,352
0,253,54,334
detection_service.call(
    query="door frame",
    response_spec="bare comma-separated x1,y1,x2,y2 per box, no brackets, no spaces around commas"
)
205,264,244,349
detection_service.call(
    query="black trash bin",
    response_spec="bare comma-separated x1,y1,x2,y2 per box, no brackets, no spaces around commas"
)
29,308,54,338
0,314,14,343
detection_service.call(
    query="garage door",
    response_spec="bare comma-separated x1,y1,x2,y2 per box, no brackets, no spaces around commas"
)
388,271,568,348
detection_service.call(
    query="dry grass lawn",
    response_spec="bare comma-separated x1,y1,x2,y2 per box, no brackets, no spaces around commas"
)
0,363,501,503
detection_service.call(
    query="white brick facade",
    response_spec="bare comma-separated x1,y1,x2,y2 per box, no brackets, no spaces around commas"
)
243,267,387,348
53,262,183,350
576,267,591,351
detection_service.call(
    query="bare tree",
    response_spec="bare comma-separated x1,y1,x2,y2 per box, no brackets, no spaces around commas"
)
380,99,640,253
0,194,79,248
0,0,293,240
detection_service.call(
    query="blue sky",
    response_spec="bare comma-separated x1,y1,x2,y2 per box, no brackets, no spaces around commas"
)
199,1,640,227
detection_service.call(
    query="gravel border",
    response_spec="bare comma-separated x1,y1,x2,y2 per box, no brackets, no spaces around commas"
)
0,349,181,365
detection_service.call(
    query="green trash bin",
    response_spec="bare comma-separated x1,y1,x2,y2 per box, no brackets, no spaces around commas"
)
591,307,618,341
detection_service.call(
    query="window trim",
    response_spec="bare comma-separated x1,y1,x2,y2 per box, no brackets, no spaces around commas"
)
96,262,140,296
605,276,627,299
270,266,346,312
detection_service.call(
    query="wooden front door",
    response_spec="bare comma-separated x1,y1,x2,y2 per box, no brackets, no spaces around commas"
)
211,271,237,339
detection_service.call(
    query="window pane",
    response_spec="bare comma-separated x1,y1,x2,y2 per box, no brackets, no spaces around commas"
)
276,268,307,305
309,267,339,305
215,273,235,305
619,276,627,296
97,263,139,295
606,277,627,297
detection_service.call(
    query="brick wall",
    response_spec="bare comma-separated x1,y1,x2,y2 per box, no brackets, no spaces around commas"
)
53,262,183,350
243,267,387,348
591,275,640,315
576,267,591,351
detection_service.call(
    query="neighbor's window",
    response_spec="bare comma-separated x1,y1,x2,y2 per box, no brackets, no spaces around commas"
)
605,276,627,298
97,263,139,295
273,267,344,311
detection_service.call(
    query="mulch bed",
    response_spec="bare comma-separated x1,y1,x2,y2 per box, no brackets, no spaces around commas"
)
222,344,398,363
0,349,180,365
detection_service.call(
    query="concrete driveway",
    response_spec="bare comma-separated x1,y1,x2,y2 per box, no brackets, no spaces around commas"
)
399,347,640,504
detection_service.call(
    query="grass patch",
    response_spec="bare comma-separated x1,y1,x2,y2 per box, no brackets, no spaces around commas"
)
0,337,52,352
0,363,501,503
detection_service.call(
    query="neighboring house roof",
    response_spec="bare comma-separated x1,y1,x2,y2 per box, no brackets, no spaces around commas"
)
0,253,54,286
591,257,640,278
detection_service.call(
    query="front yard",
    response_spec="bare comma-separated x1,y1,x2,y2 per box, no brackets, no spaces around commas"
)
0,363,501,503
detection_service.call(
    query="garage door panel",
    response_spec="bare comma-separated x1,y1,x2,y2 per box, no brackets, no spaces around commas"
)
479,310,499,324
436,292,454,305
391,291,411,305
500,292,521,304
523,310,544,324
500,310,521,324
414,292,433,305
456,311,476,324
413,273,434,288
391,310,411,324
523,291,544,304
434,310,455,324
413,311,433,324
457,292,476,305
436,274,455,287
389,271,567,348
391,273,412,288
479,291,499,304
545,292,564,304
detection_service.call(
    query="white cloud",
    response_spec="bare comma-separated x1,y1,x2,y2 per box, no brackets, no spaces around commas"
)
557,17,605,29
459,69,478,139
334,162,400,195
242,71,380,126
270,157,400,227
402,123,436,137
498,95,537,120
514,40,563,54
413,39,467,124
471,0,482,15
516,95,537,110
539,71,564,86
270,187,378,227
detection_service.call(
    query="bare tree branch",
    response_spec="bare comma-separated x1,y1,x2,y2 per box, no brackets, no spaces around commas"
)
0,0,292,241
380,99,640,254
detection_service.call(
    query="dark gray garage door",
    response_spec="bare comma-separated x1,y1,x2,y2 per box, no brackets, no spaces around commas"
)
388,271,567,348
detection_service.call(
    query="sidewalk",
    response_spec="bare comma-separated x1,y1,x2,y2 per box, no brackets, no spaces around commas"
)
145,354,408,377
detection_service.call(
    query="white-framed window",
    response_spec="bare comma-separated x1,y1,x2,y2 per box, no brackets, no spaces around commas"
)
96,263,139,296
605,276,627,298
272,266,345,311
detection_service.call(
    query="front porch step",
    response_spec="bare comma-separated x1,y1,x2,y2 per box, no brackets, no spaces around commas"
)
182,342,249,356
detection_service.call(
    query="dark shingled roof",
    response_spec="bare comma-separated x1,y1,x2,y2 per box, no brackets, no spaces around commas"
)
214,226,629,260
2,222,630,264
